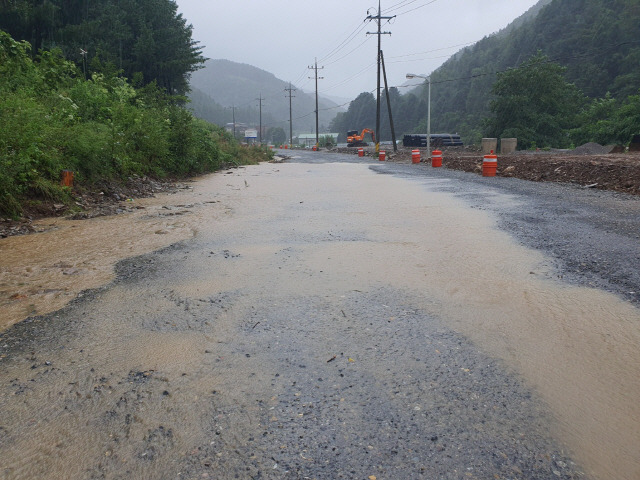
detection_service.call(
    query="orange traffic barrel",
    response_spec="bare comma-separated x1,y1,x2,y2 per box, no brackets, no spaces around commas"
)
431,150,442,167
483,150,497,177
61,170,74,187
312,145,317,151
358,147,364,157
411,149,420,164
379,150,386,161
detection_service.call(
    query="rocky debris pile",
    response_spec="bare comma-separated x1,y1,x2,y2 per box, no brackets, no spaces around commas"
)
570,142,618,155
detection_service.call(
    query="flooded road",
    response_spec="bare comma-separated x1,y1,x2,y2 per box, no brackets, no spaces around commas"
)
1,152,639,479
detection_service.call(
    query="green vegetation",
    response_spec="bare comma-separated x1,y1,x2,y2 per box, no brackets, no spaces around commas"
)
0,31,271,218
333,0,640,149
0,0,204,95
485,52,584,149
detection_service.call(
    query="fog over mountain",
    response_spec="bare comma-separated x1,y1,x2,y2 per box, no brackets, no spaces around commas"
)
188,59,344,135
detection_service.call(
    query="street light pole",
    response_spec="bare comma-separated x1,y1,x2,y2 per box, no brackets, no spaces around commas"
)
427,77,431,159
406,73,431,159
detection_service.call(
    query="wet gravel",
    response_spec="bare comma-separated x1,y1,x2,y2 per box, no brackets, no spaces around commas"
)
4,150,637,479
173,287,583,479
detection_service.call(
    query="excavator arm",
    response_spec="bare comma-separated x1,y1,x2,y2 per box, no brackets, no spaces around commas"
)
347,128,375,146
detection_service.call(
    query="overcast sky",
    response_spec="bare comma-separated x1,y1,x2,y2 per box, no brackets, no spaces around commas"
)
175,0,541,102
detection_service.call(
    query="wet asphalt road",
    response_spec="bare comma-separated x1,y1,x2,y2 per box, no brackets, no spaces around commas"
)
2,149,639,479
301,150,640,307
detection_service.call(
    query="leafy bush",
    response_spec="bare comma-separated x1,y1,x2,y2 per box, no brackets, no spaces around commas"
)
0,30,270,218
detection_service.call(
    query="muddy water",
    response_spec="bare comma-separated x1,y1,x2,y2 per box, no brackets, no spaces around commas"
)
0,162,638,479
0,185,232,331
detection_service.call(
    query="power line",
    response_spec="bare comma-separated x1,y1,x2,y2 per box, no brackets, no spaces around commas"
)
395,40,640,91
383,0,420,14
321,63,376,94
318,21,369,64
324,35,374,67
393,0,439,17
386,41,477,60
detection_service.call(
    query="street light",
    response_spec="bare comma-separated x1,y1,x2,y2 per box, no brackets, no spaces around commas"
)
406,73,431,158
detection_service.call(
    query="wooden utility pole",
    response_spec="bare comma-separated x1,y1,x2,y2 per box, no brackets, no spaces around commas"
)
226,104,237,139
285,82,296,146
380,50,397,152
308,59,324,146
366,0,394,153
256,94,264,144
232,104,236,139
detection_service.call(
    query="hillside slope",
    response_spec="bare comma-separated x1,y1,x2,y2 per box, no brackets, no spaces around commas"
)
412,0,640,140
189,59,342,134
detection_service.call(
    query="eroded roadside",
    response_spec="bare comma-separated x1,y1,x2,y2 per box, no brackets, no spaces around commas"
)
0,172,241,332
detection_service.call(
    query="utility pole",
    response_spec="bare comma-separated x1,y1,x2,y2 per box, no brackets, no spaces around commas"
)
232,104,236,139
80,48,88,80
285,82,296,146
308,59,324,147
256,94,264,144
380,50,397,152
366,0,394,153
226,104,237,139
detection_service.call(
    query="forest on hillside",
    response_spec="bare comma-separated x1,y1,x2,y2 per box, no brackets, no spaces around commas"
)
332,0,640,148
0,0,204,94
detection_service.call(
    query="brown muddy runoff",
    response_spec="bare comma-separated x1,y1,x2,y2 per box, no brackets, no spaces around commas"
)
1,162,638,479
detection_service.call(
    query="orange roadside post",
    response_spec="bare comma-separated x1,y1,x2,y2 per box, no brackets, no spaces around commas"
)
61,170,74,187
482,150,498,177
431,150,442,167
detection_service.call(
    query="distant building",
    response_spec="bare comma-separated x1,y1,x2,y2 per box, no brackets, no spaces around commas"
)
296,133,340,146
225,122,248,134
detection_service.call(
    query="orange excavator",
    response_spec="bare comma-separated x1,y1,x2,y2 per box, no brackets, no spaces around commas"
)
347,128,375,147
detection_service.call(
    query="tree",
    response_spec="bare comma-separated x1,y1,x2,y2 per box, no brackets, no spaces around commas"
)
329,92,375,142
267,127,286,145
0,0,205,95
485,52,584,149
571,90,640,146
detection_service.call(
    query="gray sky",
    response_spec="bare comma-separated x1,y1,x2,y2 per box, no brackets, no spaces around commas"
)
175,0,541,101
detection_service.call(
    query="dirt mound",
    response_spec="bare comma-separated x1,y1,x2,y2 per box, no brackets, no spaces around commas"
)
570,142,616,155
333,146,640,196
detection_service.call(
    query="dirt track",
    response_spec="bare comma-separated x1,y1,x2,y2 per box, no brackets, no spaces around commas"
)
2,145,638,239
1,153,639,479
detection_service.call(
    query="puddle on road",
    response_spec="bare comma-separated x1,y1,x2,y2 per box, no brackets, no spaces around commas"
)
0,184,236,331
0,162,638,480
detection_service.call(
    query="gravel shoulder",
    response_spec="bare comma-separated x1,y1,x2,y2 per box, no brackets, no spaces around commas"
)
333,145,640,195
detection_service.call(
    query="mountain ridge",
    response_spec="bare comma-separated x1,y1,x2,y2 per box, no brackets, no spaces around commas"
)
188,59,344,134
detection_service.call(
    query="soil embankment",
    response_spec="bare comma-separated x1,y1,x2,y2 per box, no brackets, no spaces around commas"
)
333,144,640,196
